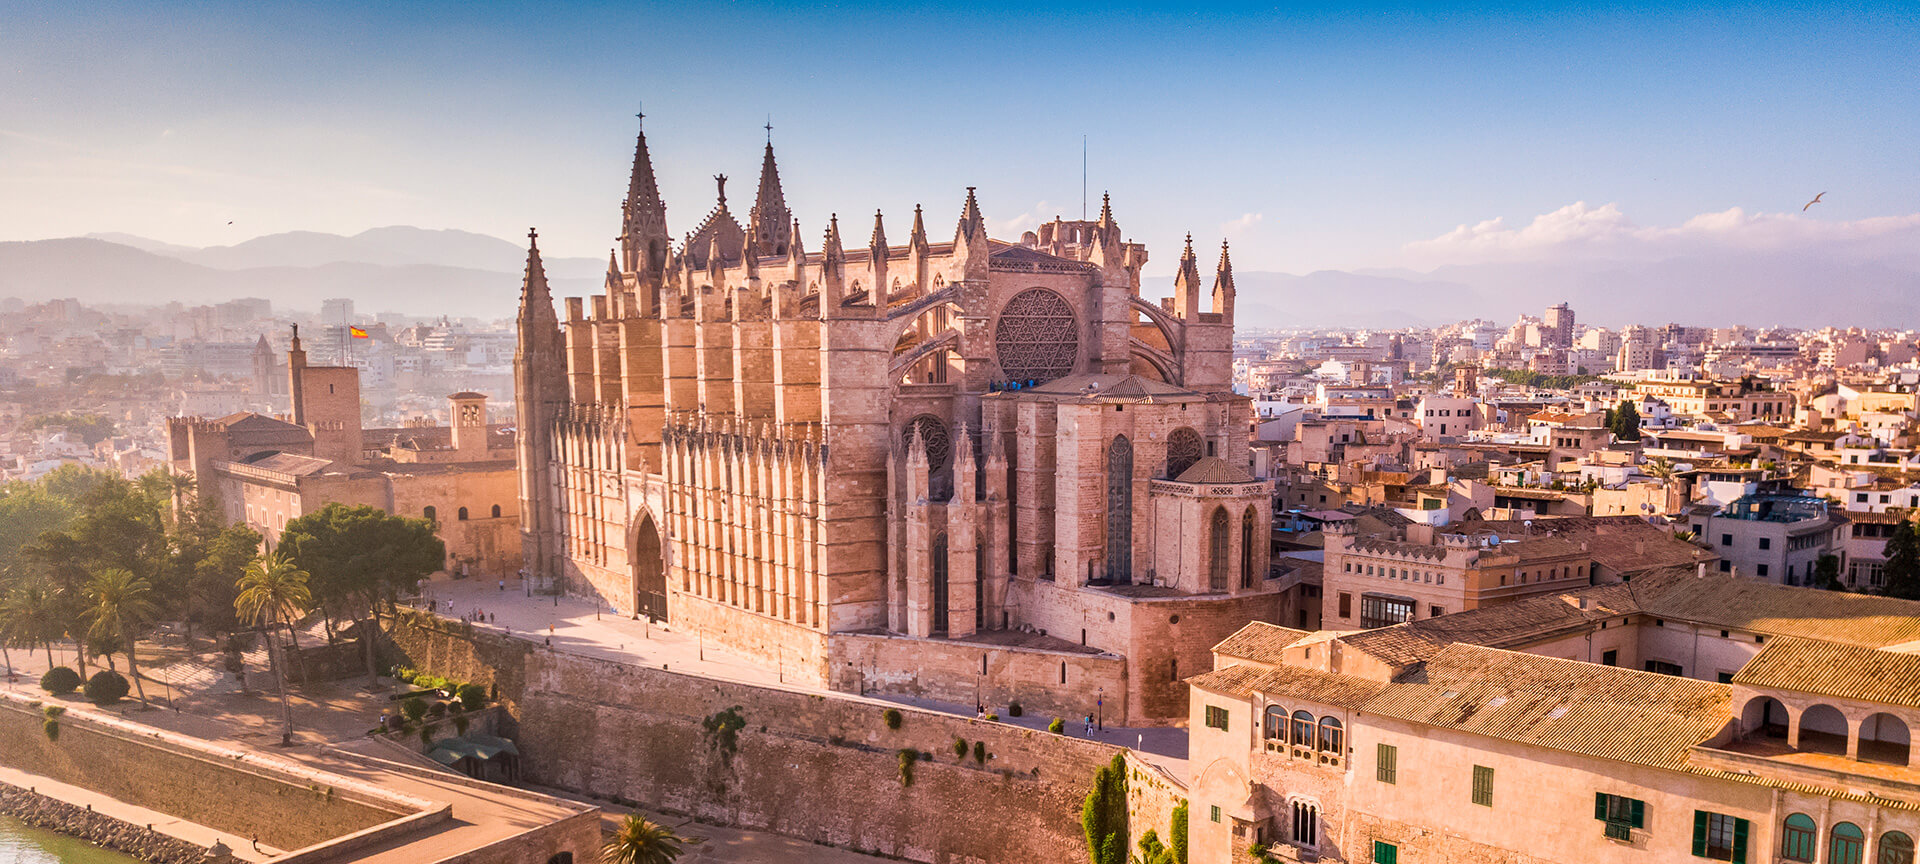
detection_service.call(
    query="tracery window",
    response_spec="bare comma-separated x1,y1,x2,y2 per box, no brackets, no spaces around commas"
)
1209,506,1230,591
1166,427,1203,478
1106,435,1133,583
904,414,953,500
993,288,1079,384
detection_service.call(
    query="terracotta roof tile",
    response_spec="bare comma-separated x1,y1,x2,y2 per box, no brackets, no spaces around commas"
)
1361,644,1731,772
1176,457,1255,484
1731,637,1920,709
1211,622,1312,665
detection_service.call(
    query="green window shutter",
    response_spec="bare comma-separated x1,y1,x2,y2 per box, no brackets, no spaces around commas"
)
1472,765,1493,806
1374,841,1398,864
1377,743,1397,784
1631,798,1645,829
1596,793,1609,821
1731,817,1749,864
1692,810,1709,858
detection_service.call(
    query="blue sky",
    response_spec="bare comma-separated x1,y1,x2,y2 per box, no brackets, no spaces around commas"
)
4,0,1917,274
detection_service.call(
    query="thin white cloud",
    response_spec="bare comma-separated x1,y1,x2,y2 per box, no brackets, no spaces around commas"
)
985,200,1054,238
1404,201,1920,268
1221,212,1263,236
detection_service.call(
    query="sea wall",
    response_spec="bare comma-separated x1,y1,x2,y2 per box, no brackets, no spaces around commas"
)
0,781,207,864
0,695,408,852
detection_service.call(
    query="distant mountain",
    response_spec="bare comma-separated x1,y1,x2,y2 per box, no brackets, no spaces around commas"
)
18,226,1920,327
0,238,598,318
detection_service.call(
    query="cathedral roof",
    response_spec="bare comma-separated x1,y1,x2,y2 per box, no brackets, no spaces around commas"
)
1175,456,1255,485
1020,373,1197,399
210,412,307,435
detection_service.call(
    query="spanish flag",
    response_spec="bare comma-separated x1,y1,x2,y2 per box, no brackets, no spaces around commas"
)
348,325,369,339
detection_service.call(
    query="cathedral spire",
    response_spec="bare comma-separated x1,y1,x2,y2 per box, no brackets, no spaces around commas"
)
520,228,558,326
620,112,670,277
955,186,985,243
1173,232,1203,321
908,203,929,253
869,210,888,257
1213,239,1235,318
749,130,793,257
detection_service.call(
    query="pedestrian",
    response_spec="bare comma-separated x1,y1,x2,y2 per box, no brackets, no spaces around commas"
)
488,612,495,624
544,636,551,648
1084,714,1094,736
498,579,504,592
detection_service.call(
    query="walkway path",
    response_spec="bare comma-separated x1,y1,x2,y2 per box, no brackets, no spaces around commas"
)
427,576,1192,781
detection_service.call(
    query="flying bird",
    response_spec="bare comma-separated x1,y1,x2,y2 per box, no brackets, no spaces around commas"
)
1803,192,1825,211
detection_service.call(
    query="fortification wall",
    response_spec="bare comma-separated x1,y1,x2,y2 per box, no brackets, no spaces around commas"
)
387,610,1120,863
0,698,404,851
828,630,1126,722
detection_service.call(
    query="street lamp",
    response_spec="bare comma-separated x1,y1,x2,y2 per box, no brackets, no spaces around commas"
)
1097,686,1104,733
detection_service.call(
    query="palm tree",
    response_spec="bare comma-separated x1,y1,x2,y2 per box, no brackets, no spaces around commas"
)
602,814,684,864
1,579,67,669
82,568,158,705
235,553,311,746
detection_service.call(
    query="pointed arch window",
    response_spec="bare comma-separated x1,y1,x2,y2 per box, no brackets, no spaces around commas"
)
932,532,950,635
1241,505,1257,588
1106,435,1134,584
1209,506,1230,591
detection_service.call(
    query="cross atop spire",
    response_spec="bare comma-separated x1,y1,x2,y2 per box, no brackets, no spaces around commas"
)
620,110,669,276
764,116,773,143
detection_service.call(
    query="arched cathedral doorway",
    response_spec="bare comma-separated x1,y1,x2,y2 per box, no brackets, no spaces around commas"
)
632,515,666,622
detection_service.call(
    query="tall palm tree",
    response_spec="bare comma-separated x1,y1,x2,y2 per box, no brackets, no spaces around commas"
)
602,814,684,864
235,553,311,746
83,568,158,705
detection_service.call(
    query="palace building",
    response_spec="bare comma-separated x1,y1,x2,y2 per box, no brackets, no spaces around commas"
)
514,121,1291,721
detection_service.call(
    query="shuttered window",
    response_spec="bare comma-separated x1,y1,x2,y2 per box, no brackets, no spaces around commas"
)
1597,793,1646,840
1376,743,1397,784
1471,765,1493,807
1373,841,1398,863
1692,809,1750,862
1204,705,1229,731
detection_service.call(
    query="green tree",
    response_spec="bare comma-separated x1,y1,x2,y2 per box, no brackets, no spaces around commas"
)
1814,554,1842,591
1611,400,1642,441
163,492,261,638
1169,801,1188,864
1081,753,1129,864
280,504,444,685
1,578,67,671
1883,521,1920,601
601,814,684,864
236,553,313,745
82,568,159,706
0,484,76,582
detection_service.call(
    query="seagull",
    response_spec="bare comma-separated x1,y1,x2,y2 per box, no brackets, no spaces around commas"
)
1802,192,1825,211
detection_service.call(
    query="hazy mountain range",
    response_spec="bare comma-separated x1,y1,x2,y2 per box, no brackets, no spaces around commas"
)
2,226,1916,328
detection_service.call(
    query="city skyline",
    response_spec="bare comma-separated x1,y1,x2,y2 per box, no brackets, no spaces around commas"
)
5,1,1918,280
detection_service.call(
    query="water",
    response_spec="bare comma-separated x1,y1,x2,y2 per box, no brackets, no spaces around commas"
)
0,815,141,864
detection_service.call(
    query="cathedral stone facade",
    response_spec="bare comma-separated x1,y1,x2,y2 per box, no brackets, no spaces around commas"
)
516,122,1280,722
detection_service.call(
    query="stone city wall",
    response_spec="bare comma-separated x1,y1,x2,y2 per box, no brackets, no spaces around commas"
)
0,696,406,852
0,781,208,864
827,630,1126,722
1125,749,1190,860
387,609,1124,863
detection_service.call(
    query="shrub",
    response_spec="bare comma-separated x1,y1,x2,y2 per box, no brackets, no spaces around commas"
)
84,670,129,705
985,713,998,722
1169,801,1189,864
973,741,987,764
455,683,488,713
882,707,902,730
426,700,448,717
1048,717,1066,734
401,697,428,723
1008,701,1023,717
41,705,64,742
39,667,81,695
391,665,416,682
897,748,917,787
953,737,969,758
